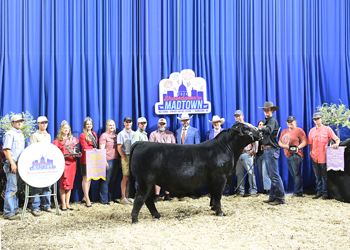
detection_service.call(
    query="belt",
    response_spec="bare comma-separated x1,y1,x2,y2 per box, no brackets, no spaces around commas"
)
262,145,273,150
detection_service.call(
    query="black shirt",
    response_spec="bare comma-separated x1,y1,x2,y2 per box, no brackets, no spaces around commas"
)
261,116,279,148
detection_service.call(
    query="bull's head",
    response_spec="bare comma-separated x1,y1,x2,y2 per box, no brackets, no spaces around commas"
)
231,122,262,142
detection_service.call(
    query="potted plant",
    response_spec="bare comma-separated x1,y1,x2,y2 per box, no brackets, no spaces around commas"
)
0,111,37,144
316,100,350,139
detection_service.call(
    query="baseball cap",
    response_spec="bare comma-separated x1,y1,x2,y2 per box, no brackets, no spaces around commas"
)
286,116,296,121
313,112,323,119
11,115,25,122
37,116,49,123
158,118,167,124
234,110,243,116
124,117,132,122
137,117,147,123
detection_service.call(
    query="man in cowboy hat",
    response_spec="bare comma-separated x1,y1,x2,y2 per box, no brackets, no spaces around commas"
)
2,114,26,220
149,118,175,201
233,110,259,197
258,101,285,205
206,115,225,140
175,113,200,145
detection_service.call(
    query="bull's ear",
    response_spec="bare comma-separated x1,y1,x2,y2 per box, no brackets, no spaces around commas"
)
231,122,242,133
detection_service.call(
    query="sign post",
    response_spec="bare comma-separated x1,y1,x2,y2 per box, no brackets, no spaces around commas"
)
326,146,346,171
18,142,65,220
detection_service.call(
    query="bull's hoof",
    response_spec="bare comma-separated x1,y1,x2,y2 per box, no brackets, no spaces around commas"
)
153,213,161,219
132,217,139,223
211,206,215,211
216,211,224,216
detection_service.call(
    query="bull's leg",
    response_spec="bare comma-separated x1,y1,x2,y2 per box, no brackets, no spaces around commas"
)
209,179,226,216
145,194,161,219
209,188,216,210
131,184,153,223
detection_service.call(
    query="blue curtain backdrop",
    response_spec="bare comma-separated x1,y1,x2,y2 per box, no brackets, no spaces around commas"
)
1,0,350,202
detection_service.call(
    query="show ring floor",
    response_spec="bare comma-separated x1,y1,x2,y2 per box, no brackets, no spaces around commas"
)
1,194,349,250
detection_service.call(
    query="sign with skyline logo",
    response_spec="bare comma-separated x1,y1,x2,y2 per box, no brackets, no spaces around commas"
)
155,69,211,115
18,142,65,188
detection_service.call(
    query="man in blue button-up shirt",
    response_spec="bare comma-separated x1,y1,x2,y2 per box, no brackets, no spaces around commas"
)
2,115,25,220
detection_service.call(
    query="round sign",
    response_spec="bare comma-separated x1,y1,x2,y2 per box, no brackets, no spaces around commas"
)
18,142,65,188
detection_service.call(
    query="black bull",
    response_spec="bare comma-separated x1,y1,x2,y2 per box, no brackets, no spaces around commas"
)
129,122,262,223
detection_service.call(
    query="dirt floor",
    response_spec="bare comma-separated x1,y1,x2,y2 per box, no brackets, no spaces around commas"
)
1,194,350,250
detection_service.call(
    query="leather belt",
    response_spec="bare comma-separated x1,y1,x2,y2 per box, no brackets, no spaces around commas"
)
262,145,273,150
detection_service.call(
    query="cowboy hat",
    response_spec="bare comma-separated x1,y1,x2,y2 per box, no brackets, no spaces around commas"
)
209,115,225,124
177,113,193,121
258,101,279,111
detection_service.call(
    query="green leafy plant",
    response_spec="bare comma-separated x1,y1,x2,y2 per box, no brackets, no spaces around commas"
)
316,100,350,138
0,111,37,143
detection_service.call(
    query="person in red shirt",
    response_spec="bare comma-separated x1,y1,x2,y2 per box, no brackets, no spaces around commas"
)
53,121,81,210
308,112,340,199
278,116,307,197
79,117,98,207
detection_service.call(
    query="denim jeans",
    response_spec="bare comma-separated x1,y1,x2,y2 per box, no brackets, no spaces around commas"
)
3,163,22,218
256,155,271,190
100,159,119,204
311,159,327,196
286,154,303,195
236,153,257,195
31,186,51,211
264,147,285,202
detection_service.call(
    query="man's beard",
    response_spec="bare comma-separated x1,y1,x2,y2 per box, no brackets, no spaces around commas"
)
159,127,166,132
183,123,189,128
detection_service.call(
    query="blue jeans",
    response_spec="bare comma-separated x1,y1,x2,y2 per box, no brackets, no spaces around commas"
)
3,163,22,218
257,155,271,190
236,153,257,195
100,159,119,204
264,147,285,202
286,154,303,195
311,159,327,196
31,186,51,211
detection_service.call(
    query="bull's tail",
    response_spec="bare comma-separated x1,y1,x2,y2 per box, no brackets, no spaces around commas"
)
128,144,137,198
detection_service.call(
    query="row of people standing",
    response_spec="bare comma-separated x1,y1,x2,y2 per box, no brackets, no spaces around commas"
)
2,103,341,219
233,102,340,206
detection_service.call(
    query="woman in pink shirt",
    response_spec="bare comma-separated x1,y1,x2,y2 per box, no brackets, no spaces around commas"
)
308,112,339,200
99,120,119,205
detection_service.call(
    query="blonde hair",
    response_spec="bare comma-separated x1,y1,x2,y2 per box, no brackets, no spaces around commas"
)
56,123,72,142
83,117,94,142
105,119,116,134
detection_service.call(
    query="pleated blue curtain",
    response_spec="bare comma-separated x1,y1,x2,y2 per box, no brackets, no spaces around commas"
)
1,0,350,200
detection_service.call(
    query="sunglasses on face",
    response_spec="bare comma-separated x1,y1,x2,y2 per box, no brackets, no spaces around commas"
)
287,121,293,123
140,122,147,125
125,121,132,123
